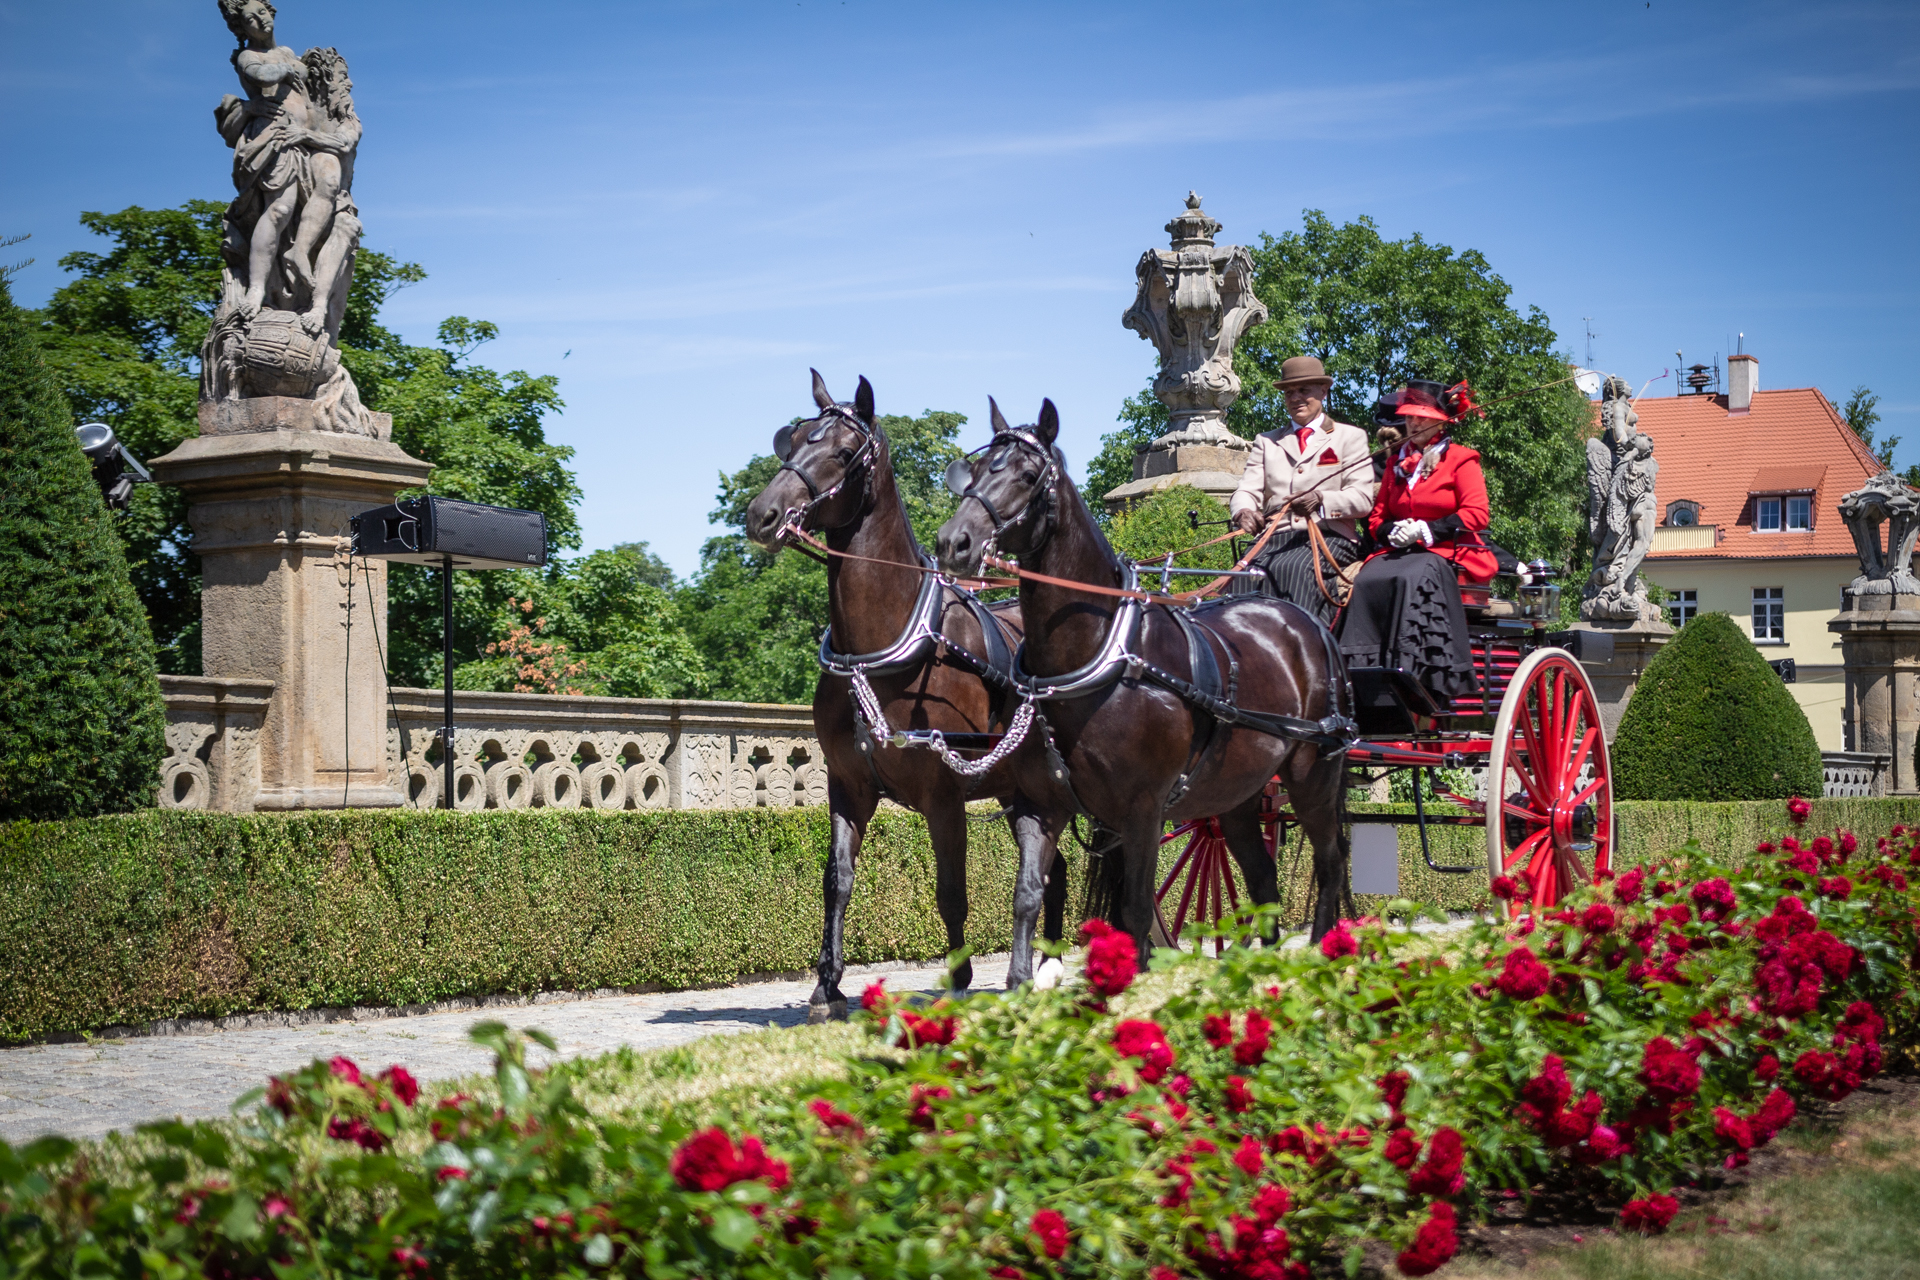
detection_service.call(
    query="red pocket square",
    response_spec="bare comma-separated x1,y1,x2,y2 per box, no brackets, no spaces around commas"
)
1318,448,1339,465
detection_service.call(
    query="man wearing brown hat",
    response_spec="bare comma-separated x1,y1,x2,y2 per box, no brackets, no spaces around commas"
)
1228,355,1376,624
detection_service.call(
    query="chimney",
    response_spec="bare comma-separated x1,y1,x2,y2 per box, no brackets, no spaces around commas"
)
1727,353,1758,415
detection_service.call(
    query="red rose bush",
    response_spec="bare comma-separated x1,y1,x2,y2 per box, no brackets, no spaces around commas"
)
3,804,1917,1278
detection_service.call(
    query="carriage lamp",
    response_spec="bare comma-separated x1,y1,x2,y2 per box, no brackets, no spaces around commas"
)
73,422,152,510
1516,559,1561,621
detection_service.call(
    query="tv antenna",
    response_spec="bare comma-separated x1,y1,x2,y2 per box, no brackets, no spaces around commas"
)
1582,318,1598,369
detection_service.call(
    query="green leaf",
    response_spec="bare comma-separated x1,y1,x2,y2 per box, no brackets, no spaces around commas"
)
709,1206,758,1251
1344,1242,1366,1277
582,1233,613,1265
218,1194,260,1242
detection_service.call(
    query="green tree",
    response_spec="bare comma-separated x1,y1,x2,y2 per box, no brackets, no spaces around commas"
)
1105,484,1234,572
1612,611,1822,801
455,545,707,699
1833,385,1896,464
1084,212,1593,571
30,202,581,687
682,408,967,704
0,276,166,818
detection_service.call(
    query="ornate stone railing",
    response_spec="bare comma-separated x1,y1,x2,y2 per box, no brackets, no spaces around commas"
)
156,675,276,812
1821,750,1891,799
158,681,825,813
380,689,825,812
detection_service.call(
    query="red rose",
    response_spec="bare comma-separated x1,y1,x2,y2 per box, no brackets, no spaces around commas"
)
379,1066,419,1108
809,1097,862,1136
1028,1209,1069,1259
327,1056,362,1085
1407,1127,1466,1196
670,1126,787,1192
897,1011,957,1048
1081,920,1138,997
1689,878,1737,923
1384,1127,1422,1170
908,1083,951,1129
1818,875,1853,900
1748,1089,1797,1146
1252,1183,1291,1224
1379,1068,1411,1120
1112,1020,1176,1083
1234,1009,1271,1067
1810,835,1835,863
1619,1193,1679,1234
1755,1052,1780,1082
1575,1124,1631,1164
1792,1049,1847,1100
1614,868,1645,903
1518,1054,1573,1121
1839,830,1859,856
1712,1105,1753,1151
1225,1075,1254,1114
1786,796,1811,824
1494,945,1552,1001
861,981,890,1012
1202,1013,1234,1048
1320,922,1358,959
1395,1201,1458,1275
1580,903,1617,934
1490,875,1517,901
1234,1135,1265,1177
435,1165,468,1182
1638,1037,1702,1103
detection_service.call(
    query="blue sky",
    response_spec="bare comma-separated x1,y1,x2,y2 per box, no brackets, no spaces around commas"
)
3,1,1915,575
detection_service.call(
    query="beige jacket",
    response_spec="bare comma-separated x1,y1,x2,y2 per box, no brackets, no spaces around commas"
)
1229,416,1377,542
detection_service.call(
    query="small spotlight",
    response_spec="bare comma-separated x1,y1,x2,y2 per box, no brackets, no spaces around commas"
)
74,422,152,510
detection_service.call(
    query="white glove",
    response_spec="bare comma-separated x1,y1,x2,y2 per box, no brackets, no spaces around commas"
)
1387,519,1433,548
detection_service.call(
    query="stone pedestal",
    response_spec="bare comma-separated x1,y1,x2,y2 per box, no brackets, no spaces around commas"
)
1102,438,1249,509
1573,616,1675,740
149,399,433,809
1828,594,1920,795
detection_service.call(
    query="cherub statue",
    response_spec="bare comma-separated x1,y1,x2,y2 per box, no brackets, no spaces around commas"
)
1582,375,1661,621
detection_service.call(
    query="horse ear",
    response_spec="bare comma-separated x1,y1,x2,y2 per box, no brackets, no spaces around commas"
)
810,368,834,412
988,396,1011,435
854,375,875,423
1036,398,1059,445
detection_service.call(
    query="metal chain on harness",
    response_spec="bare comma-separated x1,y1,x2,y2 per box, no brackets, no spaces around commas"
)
847,665,1037,780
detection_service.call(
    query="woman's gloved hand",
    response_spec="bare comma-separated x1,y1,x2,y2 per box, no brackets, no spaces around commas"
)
1387,519,1434,548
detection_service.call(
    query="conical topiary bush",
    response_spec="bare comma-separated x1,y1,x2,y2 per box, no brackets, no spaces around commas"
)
0,276,165,819
1612,611,1822,801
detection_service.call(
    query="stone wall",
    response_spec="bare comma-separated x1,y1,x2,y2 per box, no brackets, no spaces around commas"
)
158,679,823,813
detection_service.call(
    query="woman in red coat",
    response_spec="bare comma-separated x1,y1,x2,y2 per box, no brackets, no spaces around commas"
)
1336,380,1494,702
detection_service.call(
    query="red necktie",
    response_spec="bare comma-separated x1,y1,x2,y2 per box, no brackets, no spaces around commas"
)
1398,450,1419,477
1295,427,1313,450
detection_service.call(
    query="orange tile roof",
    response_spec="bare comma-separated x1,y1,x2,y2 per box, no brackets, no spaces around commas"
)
1630,388,1880,560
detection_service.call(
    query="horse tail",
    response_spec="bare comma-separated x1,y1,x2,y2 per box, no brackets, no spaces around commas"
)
1078,819,1126,927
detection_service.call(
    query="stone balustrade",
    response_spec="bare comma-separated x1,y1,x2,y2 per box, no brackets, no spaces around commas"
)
158,679,825,813
1821,750,1891,799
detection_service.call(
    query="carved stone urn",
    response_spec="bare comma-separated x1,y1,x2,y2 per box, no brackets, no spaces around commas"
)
1103,193,1269,510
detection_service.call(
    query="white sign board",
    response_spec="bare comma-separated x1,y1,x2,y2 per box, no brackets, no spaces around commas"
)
1351,824,1400,896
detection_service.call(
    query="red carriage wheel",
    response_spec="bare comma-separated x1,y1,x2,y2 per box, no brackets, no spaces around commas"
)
1151,785,1282,950
1485,648,1613,914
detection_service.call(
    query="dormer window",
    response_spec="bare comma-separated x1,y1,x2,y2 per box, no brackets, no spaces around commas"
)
1754,495,1812,533
1665,500,1701,527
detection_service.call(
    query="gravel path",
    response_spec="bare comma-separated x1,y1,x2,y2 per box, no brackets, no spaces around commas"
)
0,956,1010,1144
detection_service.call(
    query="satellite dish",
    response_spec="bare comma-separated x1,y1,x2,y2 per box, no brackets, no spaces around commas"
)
1573,368,1603,397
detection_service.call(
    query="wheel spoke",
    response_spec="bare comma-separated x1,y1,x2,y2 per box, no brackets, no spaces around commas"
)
1157,838,1196,902
1517,703,1553,804
1567,723,1598,785
1504,827,1551,875
1569,772,1607,808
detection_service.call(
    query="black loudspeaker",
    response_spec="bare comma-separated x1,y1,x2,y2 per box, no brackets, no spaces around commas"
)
350,496,547,570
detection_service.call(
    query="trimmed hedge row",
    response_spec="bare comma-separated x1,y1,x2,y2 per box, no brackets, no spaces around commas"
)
6,797,1918,1042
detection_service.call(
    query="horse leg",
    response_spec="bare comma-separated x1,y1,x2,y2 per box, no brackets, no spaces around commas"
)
928,792,974,995
1285,749,1351,943
1115,808,1168,967
1006,799,1065,989
1042,845,1069,941
1218,793,1281,946
810,776,876,1023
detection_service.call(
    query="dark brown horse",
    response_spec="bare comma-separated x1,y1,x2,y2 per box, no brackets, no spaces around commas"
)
743,372,1074,1020
934,399,1356,952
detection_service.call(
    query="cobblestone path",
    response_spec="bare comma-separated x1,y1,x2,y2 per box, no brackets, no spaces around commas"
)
0,956,1010,1144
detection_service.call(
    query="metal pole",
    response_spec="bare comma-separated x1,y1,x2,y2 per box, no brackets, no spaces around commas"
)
442,554,455,811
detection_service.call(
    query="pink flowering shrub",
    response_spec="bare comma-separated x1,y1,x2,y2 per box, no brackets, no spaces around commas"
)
3,806,1917,1278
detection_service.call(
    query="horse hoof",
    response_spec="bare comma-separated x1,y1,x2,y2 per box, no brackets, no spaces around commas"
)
1032,957,1065,991
806,999,847,1024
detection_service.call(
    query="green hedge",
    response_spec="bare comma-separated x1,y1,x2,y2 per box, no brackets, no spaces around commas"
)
6,796,1916,1042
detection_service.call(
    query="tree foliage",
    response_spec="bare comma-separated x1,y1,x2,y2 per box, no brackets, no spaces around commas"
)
1105,485,1234,572
1613,612,1823,801
29,202,597,688
1085,212,1593,570
0,277,166,818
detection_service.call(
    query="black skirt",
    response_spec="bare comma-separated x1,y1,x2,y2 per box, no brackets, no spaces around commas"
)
1335,548,1475,702
1251,528,1361,626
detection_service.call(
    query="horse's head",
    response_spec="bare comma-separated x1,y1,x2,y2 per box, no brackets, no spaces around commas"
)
934,397,1062,577
745,369,881,548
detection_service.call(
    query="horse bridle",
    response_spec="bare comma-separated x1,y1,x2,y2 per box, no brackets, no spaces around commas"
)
773,404,881,532
944,428,1060,555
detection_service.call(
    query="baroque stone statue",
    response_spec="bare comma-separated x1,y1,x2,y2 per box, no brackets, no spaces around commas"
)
1581,375,1661,622
1122,192,1269,445
1838,471,1920,598
200,0,377,436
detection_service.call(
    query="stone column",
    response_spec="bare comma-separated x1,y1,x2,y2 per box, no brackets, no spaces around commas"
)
149,398,432,809
1572,616,1674,741
1827,472,1920,794
1103,193,1268,511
